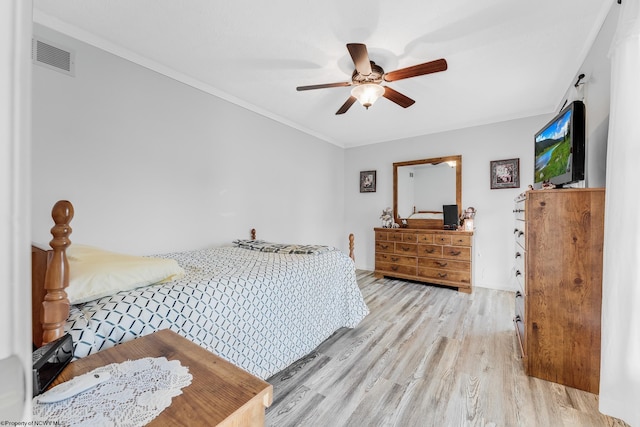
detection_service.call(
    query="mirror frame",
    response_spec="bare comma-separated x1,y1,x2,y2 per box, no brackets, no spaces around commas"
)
393,155,462,229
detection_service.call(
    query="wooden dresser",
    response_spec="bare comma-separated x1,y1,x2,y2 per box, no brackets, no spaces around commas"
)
374,228,474,293
513,188,604,394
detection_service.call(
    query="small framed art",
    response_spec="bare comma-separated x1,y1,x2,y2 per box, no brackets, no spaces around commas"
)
490,158,520,189
360,170,376,193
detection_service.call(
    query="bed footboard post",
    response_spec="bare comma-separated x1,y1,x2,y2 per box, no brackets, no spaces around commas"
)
349,233,354,262
41,200,74,345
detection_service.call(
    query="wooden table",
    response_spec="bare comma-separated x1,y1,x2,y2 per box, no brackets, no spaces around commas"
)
50,329,273,426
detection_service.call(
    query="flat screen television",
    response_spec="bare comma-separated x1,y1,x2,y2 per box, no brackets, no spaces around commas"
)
534,100,585,188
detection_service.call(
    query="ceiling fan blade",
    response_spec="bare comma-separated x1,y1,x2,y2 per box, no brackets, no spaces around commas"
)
384,58,448,82
383,87,415,108
296,82,351,91
346,43,372,76
336,96,357,115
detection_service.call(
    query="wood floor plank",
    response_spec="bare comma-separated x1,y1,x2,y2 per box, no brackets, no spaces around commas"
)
265,271,629,427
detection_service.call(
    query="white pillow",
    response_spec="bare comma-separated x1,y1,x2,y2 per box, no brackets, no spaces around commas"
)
66,244,185,304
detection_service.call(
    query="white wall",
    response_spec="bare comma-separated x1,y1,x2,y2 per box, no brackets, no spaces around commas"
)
31,24,347,255
345,115,547,291
558,3,617,188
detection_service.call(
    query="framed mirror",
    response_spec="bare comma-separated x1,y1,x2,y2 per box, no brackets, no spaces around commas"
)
393,155,462,229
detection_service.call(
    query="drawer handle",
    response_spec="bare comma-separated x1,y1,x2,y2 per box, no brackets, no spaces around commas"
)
515,270,522,277
515,252,522,258
436,261,448,267
514,314,522,322
391,257,399,262
518,231,524,237
449,250,461,256
513,208,524,213
425,248,435,254
437,273,448,278
515,291,522,298
513,228,519,234
401,246,411,252
381,244,389,250
391,265,399,271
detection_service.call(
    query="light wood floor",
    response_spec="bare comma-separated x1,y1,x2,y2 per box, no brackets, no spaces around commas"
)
265,271,628,427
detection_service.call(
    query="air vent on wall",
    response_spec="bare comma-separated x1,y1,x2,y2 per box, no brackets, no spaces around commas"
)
32,37,75,76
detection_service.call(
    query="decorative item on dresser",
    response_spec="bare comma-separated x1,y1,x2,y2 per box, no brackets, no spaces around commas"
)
374,228,474,293
379,207,396,228
512,188,604,394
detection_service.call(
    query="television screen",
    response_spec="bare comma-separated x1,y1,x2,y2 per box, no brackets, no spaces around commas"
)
534,100,585,187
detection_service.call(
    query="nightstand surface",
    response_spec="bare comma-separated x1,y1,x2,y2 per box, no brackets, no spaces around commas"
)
49,329,273,426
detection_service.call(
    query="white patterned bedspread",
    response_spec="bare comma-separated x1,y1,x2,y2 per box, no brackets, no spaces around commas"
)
65,246,368,379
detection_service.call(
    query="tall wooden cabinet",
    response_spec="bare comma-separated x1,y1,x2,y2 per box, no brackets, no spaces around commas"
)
513,188,604,394
374,228,474,293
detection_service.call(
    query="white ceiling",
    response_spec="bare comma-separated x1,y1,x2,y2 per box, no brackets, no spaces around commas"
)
33,0,613,148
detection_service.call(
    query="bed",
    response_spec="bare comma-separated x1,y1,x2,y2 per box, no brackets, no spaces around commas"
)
32,200,368,379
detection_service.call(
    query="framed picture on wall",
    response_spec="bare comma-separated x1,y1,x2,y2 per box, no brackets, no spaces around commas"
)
490,158,520,189
360,170,376,193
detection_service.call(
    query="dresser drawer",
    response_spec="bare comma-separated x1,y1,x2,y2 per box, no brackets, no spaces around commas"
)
514,199,525,221
376,253,416,267
418,257,470,272
402,233,418,243
514,250,525,293
418,267,470,284
417,244,443,257
451,235,472,246
375,231,389,241
442,246,471,261
433,235,452,245
513,292,528,360
388,232,403,241
416,233,434,244
395,242,418,255
515,289,525,324
375,241,394,253
376,262,416,276
514,223,526,250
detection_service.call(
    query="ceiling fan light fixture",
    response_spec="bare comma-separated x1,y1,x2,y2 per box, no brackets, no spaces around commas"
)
351,84,385,109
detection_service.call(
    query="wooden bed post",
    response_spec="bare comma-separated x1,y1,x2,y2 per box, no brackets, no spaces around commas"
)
41,200,73,345
348,233,354,262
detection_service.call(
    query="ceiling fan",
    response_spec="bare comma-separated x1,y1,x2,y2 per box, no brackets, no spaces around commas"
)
296,43,447,115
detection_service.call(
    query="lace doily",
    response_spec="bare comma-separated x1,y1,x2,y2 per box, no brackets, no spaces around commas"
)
33,357,192,427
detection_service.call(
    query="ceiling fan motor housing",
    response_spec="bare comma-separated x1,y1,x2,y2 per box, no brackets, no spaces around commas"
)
352,61,384,84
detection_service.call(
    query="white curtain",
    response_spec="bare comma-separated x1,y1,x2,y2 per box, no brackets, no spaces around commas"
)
600,2,640,425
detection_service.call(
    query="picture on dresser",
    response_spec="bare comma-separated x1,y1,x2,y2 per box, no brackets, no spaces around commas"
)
490,158,520,189
360,170,376,193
